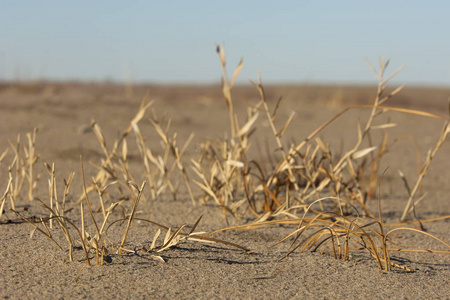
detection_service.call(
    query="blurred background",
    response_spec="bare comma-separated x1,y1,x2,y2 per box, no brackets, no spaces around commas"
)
1,1,449,86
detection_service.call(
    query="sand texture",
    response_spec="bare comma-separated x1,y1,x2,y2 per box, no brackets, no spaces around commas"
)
1,82,449,299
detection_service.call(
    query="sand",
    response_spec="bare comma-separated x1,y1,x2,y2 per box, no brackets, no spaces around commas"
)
1,82,449,299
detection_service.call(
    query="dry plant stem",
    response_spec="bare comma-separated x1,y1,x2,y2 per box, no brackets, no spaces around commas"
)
216,44,243,140
376,170,390,271
384,215,450,227
287,104,449,166
118,181,146,254
79,202,92,265
217,45,235,139
149,118,195,204
7,173,16,210
93,181,107,219
99,202,120,235
130,218,252,253
401,122,450,221
96,98,153,166
59,215,92,265
12,210,64,251
345,158,377,218
11,207,92,265
367,131,389,198
252,77,299,193
80,156,104,257
394,136,423,194
157,224,186,252
171,135,196,205
332,64,395,174
384,228,450,254
26,128,39,200
0,148,8,164
62,172,75,218
191,159,222,207
46,162,56,229
0,177,12,221
38,198,75,262
8,135,25,209
81,202,85,247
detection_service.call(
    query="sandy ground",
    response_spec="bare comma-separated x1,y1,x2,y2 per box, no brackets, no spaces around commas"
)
1,82,449,299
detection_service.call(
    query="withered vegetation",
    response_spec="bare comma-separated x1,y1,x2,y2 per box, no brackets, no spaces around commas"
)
1,46,449,274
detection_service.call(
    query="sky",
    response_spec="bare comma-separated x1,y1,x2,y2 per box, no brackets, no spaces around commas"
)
1,1,449,86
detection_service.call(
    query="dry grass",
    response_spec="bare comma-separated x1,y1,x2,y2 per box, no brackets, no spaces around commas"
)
1,46,449,275
194,46,450,274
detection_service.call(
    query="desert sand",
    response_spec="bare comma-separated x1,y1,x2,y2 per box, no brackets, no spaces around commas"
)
1,82,449,299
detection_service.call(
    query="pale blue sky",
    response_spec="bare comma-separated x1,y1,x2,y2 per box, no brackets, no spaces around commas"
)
1,1,449,85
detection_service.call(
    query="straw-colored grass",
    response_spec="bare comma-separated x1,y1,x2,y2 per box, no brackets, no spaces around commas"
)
193,46,450,274
2,46,449,275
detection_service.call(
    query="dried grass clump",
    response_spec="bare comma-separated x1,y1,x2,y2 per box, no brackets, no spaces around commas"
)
192,46,450,273
276,196,450,273
3,88,248,265
11,158,248,266
192,46,450,225
73,96,192,206
0,128,40,220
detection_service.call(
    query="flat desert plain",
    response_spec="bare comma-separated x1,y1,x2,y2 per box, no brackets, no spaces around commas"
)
1,82,449,299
